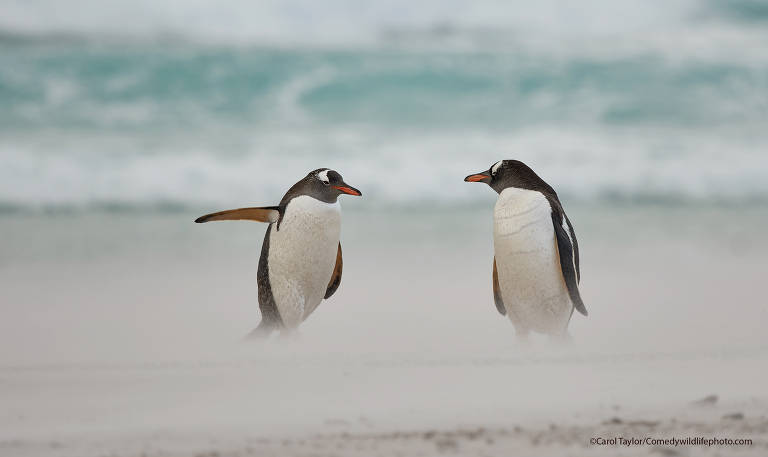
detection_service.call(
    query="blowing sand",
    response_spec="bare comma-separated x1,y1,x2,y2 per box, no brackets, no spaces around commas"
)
1,205,766,456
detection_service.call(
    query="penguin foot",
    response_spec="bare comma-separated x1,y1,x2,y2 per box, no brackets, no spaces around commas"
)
242,320,276,341
278,329,302,341
549,332,573,345
515,329,530,344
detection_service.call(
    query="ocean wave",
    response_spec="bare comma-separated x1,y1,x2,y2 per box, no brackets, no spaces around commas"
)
1,1,766,210
1,126,766,211
1,0,767,58
1,46,766,130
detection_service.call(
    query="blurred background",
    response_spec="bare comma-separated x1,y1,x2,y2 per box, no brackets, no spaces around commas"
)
1,0,767,209
1,2,767,455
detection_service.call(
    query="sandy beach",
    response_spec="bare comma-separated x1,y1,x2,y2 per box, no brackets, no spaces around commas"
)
1,205,766,456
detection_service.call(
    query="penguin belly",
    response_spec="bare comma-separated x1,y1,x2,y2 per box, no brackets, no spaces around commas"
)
493,188,572,335
267,196,341,329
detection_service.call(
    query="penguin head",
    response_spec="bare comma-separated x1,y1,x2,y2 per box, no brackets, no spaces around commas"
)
464,160,555,195
305,168,362,202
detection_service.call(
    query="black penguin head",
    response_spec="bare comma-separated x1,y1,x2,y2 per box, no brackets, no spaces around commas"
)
297,168,362,203
464,160,556,196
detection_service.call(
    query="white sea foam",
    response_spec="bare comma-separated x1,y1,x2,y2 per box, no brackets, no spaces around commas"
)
1,125,766,210
1,1,766,211
2,0,768,62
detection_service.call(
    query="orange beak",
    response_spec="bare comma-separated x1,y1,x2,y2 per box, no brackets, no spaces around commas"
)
333,185,362,196
464,172,491,183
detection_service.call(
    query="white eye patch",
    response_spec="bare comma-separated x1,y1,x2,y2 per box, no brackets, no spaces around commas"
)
491,160,503,176
317,169,330,184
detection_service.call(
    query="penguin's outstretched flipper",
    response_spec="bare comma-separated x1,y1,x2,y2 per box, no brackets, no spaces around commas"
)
195,206,280,224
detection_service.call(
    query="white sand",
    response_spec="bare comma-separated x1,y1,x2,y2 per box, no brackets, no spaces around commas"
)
1,206,767,456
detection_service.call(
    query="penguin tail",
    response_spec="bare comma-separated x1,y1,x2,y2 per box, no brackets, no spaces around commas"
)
573,298,588,317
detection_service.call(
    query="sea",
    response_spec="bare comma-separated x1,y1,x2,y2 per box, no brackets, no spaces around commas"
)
0,0,767,212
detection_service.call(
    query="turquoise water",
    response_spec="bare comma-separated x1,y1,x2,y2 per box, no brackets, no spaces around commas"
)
0,0,767,210
2,46,765,129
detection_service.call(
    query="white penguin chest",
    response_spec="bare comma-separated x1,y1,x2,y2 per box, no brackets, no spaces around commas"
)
267,196,341,326
493,188,569,325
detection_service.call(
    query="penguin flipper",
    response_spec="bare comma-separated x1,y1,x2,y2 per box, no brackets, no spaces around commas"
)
493,257,506,316
551,210,588,316
324,242,343,299
195,206,280,224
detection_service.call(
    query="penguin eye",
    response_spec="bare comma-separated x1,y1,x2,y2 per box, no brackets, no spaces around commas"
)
320,178,330,186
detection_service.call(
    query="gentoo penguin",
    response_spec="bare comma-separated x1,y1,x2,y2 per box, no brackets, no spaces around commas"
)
195,168,361,337
464,160,587,340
